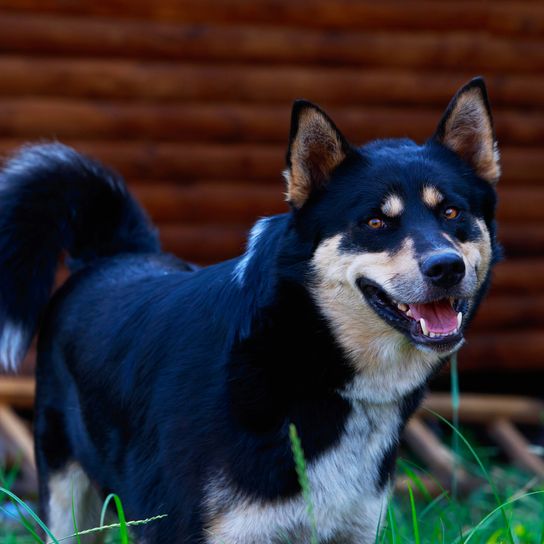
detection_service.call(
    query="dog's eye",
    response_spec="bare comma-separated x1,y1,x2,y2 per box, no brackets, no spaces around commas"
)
443,207,460,220
367,218,386,229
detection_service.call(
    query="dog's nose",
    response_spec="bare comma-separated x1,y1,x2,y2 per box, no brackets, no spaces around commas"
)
421,252,465,288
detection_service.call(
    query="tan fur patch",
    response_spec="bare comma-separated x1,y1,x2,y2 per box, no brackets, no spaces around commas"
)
47,463,105,543
381,194,404,217
441,88,500,184
456,219,492,289
309,235,442,403
286,108,346,208
422,185,444,208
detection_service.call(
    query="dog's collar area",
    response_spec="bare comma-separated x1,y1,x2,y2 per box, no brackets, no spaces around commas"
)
356,278,467,352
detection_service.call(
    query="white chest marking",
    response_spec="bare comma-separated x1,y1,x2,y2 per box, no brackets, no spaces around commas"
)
205,402,401,543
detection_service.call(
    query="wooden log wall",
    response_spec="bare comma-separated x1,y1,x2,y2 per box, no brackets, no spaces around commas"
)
0,0,542,372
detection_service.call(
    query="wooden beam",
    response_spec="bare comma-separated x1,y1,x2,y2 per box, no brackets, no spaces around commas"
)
0,98,541,148
0,14,543,74
404,418,476,491
0,1,495,32
0,377,34,408
0,58,542,108
421,394,544,424
492,260,544,294
488,419,544,477
471,294,544,331
0,404,36,489
0,1,543,38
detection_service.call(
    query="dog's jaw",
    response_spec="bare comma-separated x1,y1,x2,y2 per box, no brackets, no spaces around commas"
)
309,234,463,402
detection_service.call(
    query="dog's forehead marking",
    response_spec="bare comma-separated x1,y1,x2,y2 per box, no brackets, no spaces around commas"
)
421,185,444,208
381,194,404,218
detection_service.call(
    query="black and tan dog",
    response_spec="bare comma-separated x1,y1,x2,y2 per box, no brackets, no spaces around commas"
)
0,77,499,543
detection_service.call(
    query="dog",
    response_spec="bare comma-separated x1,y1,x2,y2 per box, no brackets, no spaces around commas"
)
0,77,500,543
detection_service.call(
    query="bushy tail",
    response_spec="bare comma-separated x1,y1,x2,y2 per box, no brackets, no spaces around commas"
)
0,143,160,370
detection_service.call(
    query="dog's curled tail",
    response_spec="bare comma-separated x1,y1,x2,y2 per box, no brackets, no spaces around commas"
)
0,143,160,370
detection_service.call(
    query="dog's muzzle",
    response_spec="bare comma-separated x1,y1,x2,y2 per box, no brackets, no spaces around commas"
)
356,277,467,354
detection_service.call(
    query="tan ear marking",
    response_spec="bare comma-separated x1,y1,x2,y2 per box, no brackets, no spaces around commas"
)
435,79,500,185
286,103,349,208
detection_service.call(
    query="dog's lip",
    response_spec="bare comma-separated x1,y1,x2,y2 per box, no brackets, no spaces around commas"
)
355,278,468,352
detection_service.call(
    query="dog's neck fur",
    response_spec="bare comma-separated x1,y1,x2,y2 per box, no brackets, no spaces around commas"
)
230,213,441,406
224,213,436,489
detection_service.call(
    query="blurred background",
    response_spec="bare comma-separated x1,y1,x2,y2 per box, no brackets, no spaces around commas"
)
0,0,542,389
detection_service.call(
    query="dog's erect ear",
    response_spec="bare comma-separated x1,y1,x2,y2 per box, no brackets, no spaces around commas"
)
433,77,500,184
284,100,352,208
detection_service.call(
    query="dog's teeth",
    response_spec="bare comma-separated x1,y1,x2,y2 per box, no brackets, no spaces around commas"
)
397,303,408,312
457,312,463,328
420,318,429,336
429,332,436,338
406,310,413,318
449,297,455,306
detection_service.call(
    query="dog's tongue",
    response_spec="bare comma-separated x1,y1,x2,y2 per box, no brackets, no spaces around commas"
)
408,300,458,334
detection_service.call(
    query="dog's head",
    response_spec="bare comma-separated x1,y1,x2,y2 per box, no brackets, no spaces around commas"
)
283,78,500,398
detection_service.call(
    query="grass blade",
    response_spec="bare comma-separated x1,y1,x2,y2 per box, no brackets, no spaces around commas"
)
70,481,81,544
0,488,58,544
462,490,544,543
407,484,420,544
289,424,318,544
100,493,129,544
387,502,398,544
450,353,460,501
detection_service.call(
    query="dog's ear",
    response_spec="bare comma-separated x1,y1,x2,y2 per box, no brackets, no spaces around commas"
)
433,77,500,184
284,100,353,209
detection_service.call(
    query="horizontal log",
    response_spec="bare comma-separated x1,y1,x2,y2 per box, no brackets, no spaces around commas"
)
159,224,247,262
492,260,544,294
0,1,493,30
0,140,283,181
132,184,286,223
498,225,544,258
0,99,542,147
0,1,542,37
471,294,544,331
0,57,544,108
0,377,34,408
0,14,544,74
496,188,544,221
461,329,544,370
0,140,542,185
421,393,544,424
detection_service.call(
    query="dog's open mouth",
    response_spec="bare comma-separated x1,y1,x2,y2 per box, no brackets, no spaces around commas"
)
357,280,467,352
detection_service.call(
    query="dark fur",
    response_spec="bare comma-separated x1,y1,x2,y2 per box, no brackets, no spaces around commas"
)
0,79,500,543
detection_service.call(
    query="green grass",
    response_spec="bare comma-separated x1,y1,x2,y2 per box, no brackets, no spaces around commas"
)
0,435,542,543
290,415,544,544
386,463,544,544
0,477,166,544
380,408,544,544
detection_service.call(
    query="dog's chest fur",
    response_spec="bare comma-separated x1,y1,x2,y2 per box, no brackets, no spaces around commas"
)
206,399,400,544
